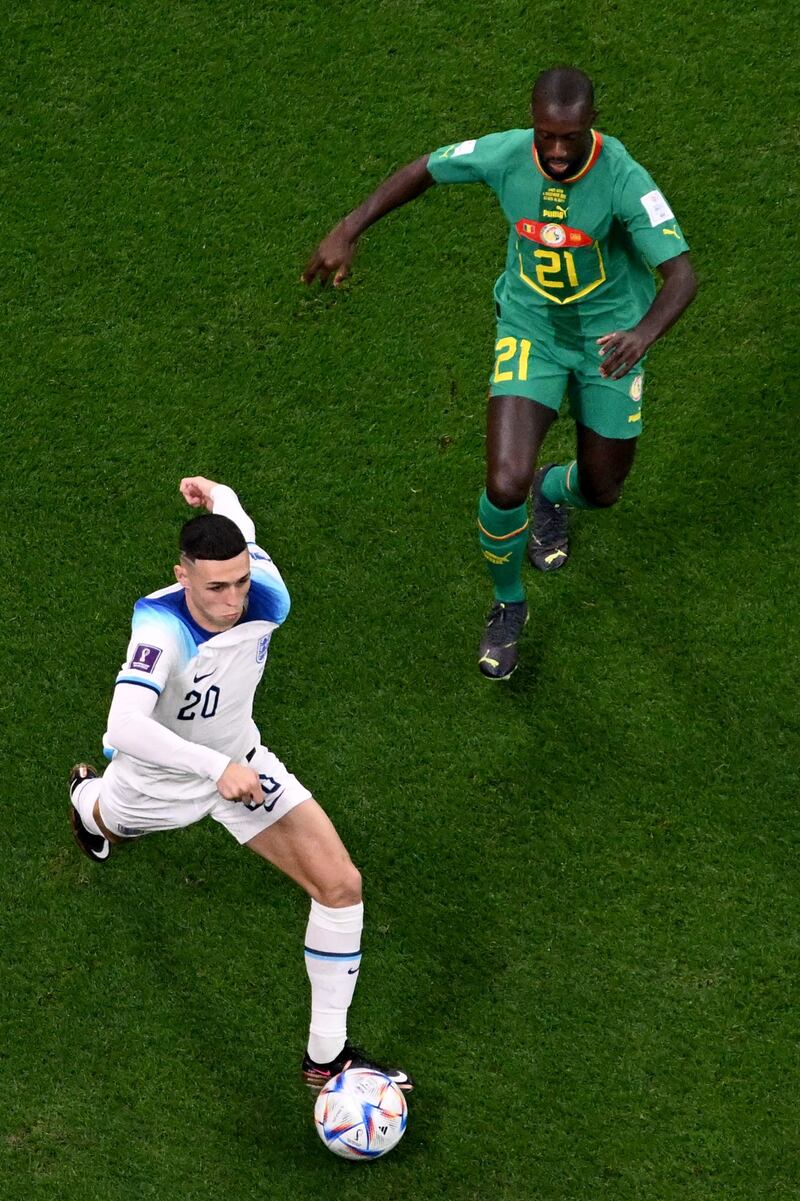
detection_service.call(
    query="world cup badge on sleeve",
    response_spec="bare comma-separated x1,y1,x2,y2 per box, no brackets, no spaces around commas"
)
131,644,162,673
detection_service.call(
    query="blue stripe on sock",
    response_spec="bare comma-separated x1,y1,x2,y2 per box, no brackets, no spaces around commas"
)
304,947,362,961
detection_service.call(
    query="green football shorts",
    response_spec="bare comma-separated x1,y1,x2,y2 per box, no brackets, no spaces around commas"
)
488,318,645,439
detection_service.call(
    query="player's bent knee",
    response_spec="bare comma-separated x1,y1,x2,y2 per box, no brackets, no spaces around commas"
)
316,864,362,909
487,472,531,510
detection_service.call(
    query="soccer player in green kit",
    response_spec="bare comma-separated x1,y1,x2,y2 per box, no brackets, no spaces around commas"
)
303,67,697,679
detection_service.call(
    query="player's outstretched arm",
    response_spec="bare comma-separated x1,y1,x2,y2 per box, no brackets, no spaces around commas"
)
597,252,698,379
302,154,435,287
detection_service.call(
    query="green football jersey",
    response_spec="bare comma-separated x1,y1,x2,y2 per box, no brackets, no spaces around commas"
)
427,129,689,342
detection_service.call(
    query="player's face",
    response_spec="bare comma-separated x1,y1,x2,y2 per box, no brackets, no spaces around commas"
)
175,550,252,632
532,100,596,179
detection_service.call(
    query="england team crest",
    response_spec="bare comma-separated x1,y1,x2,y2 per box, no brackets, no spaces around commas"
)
256,635,270,663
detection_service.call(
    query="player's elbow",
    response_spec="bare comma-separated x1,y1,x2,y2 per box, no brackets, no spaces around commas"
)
663,252,698,306
682,259,699,305
105,712,127,749
105,702,149,757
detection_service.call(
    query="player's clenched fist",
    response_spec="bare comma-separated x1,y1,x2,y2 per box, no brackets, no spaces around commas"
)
216,761,263,805
180,476,221,510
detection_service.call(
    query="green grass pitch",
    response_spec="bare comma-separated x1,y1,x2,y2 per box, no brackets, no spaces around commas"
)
2,2,798,1198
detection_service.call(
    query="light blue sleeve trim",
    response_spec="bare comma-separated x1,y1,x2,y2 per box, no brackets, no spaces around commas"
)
248,572,291,625
115,676,163,697
131,601,200,659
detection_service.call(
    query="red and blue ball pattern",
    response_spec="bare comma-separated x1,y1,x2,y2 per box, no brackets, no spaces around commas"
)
314,1068,408,1161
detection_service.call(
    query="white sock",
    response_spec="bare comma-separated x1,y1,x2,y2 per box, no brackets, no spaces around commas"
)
72,777,104,837
304,899,364,1065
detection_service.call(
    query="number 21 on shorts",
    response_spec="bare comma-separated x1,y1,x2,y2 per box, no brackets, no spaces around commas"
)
493,336,532,384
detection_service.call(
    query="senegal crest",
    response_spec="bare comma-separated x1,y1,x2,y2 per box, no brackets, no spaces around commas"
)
541,223,567,247
515,218,593,248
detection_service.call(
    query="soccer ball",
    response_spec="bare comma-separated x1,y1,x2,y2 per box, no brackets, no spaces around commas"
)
313,1068,408,1160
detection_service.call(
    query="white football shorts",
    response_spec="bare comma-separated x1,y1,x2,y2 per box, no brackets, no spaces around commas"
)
98,744,312,844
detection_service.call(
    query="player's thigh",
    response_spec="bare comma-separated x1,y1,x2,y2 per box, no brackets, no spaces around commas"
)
487,326,567,498
246,798,361,904
98,766,216,838
568,360,646,440
486,393,558,498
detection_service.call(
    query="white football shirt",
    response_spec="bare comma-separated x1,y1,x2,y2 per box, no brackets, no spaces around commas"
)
104,487,290,801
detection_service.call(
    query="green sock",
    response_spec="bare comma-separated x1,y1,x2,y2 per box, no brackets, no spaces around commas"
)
477,491,528,603
540,460,595,509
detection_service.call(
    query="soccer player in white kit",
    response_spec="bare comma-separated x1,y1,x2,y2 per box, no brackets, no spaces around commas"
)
68,475,413,1092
